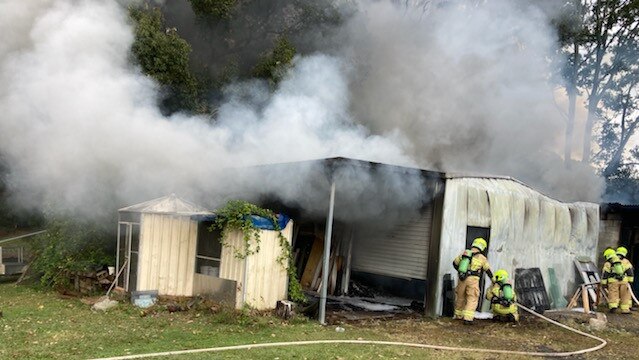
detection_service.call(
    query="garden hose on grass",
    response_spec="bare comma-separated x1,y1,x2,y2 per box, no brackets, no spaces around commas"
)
90,302,606,360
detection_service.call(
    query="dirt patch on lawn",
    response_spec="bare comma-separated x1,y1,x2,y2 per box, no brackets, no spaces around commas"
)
336,310,639,359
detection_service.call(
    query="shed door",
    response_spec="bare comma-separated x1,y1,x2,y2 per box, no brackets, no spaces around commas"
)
352,205,433,280
117,222,140,292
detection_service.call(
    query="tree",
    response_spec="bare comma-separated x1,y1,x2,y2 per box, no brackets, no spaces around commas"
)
553,0,588,168
252,37,296,84
577,0,639,163
597,74,639,178
189,0,237,20
160,0,341,86
555,0,639,202
130,6,204,114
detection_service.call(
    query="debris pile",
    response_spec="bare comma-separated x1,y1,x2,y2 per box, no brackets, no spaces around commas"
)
68,269,114,295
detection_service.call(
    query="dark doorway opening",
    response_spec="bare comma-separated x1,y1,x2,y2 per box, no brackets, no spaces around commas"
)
466,226,490,311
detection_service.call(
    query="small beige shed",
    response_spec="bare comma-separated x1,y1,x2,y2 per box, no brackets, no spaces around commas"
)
116,194,293,310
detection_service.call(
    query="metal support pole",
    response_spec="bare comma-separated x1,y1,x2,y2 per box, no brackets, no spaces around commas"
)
319,181,336,325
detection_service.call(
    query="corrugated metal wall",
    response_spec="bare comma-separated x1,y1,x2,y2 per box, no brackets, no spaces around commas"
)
435,177,600,315
352,206,433,280
137,213,197,296
220,221,293,310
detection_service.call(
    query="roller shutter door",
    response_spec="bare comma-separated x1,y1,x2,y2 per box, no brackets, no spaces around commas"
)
352,205,433,280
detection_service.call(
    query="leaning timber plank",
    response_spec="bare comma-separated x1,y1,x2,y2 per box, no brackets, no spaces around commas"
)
329,256,338,295
567,287,581,310
582,285,590,313
301,236,324,288
310,258,323,290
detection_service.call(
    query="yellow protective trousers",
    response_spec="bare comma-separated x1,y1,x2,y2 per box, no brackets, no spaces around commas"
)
454,276,480,321
620,283,632,313
491,303,519,322
607,281,621,310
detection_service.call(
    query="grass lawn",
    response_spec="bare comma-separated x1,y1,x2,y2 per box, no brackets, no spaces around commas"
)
0,281,637,359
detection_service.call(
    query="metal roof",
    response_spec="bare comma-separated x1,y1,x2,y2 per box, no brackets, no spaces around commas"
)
118,193,213,215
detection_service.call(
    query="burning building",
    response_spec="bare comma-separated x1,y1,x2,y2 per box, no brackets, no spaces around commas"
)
115,157,601,319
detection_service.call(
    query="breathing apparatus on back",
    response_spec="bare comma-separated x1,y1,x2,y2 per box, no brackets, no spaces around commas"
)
494,269,514,306
457,249,473,280
604,248,625,280
457,238,487,280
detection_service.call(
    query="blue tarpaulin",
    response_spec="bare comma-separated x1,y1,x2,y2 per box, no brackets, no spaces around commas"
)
249,214,290,230
193,213,290,230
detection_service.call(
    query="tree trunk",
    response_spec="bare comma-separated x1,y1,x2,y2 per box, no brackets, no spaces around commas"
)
602,89,636,178
602,118,638,178
582,94,599,163
564,41,579,169
582,2,608,163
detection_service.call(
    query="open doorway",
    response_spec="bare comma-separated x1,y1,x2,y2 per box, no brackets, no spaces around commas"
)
466,226,490,311
116,221,140,292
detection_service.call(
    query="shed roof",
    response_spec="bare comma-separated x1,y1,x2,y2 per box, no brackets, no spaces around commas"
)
119,194,213,215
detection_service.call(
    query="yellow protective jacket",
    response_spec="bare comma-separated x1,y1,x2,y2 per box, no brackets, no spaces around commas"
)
486,282,518,315
453,248,492,279
621,258,634,283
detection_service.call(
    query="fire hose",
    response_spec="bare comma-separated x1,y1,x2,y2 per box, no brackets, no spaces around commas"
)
629,283,639,306
90,302,607,360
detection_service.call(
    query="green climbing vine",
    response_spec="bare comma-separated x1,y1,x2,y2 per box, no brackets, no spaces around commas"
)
211,200,306,303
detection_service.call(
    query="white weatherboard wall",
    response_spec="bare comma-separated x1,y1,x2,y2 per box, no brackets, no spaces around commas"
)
220,221,293,310
435,177,599,315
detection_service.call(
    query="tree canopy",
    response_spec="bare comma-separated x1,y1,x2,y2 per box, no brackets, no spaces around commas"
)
554,0,639,203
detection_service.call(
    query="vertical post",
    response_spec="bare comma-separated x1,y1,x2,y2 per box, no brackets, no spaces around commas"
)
582,285,590,313
116,223,121,288
125,224,132,291
319,181,336,325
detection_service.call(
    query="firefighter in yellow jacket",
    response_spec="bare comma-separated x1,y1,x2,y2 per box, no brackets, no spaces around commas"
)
616,246,634,314
453,237,493,324
602,248,628,313
486,269,519,322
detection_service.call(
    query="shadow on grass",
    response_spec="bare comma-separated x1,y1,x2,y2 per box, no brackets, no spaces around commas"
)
0,274,19,284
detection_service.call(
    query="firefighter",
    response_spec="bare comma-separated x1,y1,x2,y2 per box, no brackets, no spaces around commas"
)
486,269,519,322
453,237,493,325
602,248,626,313
616,246,634,314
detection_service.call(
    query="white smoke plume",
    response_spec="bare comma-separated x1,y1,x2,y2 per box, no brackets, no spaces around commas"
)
0,0,602,222
337,0,604,201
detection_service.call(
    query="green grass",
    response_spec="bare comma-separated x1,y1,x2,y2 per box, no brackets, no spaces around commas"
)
0,283,435,360
0,282,635,359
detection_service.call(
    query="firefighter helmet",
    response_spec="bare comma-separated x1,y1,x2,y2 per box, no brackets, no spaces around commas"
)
494,269,509,283
617,246,628,258
603,248,616,261
471,238,487,252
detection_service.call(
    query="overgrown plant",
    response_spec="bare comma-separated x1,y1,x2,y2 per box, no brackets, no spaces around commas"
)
30,217,114,290
211,200,306,303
